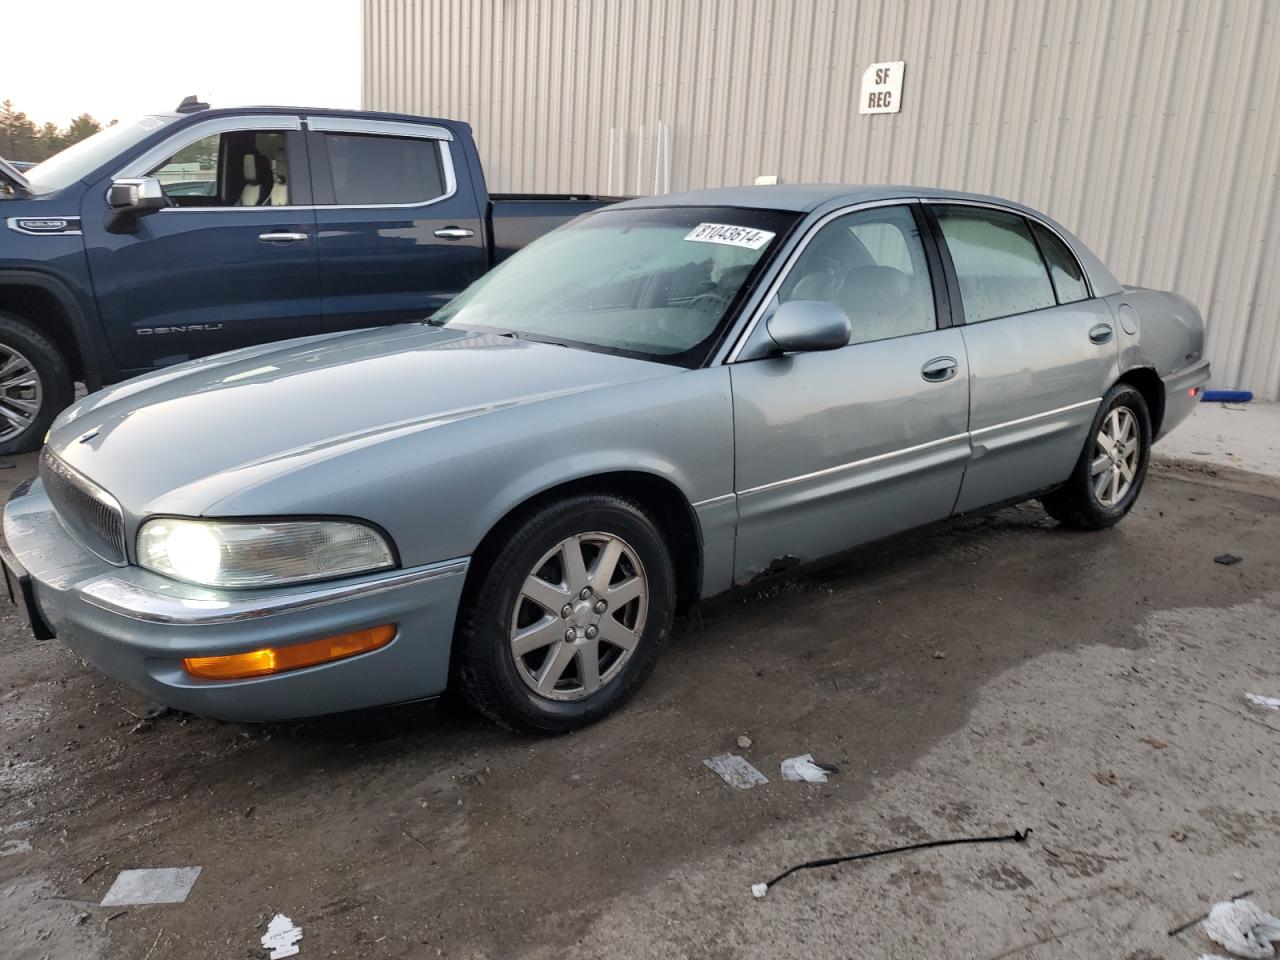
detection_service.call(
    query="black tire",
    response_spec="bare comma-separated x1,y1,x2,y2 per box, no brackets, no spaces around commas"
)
0,311,74,455
1040,382,1152,530
455,494,676,734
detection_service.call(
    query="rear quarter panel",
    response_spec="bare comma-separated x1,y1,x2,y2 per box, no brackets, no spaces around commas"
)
1109,287,1209,438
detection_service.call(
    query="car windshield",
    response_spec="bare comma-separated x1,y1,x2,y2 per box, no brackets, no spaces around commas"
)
23,115,176,194
432,205,799,366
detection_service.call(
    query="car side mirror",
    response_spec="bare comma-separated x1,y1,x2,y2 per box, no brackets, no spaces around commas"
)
105,177,168,234
765,299,852,354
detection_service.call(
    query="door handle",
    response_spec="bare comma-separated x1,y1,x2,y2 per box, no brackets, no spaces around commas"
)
921,356,958,382
1088,323,1114,344
258,231,309,243
434,226,475,240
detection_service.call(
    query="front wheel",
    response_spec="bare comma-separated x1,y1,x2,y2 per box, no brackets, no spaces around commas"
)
454,494,676,734
1040,382,1152,529
0,312,74,455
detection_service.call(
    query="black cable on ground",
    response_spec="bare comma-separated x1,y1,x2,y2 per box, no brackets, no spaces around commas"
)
752,828,1032,898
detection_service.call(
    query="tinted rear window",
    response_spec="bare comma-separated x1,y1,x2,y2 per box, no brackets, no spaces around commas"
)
322,133,446,205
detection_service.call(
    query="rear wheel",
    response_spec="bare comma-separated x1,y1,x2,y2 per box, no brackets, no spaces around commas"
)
0,312,74,455
455,494,675,734
1040,382,1152,529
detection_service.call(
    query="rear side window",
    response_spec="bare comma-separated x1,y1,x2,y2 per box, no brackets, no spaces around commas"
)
322,133,446,205
935,206,1056,322
1031,223,1090,304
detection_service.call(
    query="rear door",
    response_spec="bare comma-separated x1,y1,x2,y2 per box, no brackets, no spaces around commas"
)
85,115,322,372
306,117,489,333
925,203,1120,512
728,203,971,583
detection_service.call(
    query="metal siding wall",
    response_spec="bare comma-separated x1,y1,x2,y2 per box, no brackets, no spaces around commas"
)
363,0,1280,399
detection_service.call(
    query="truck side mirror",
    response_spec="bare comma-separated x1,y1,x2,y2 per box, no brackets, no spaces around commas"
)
105,177,169,233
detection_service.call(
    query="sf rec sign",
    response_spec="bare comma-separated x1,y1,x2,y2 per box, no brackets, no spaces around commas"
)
859,60,905,115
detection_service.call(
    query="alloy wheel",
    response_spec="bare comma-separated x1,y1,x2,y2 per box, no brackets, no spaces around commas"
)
0,345,42,443
1091,406,1140,506
509,531,648,701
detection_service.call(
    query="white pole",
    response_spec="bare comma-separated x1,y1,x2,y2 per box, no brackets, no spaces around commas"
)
607,126,615,195
652,122,662,195
636,124,645,195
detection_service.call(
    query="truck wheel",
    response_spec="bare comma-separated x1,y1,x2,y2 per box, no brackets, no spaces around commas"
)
455,494,675,734
1039,382,1152,530
0,312,74,455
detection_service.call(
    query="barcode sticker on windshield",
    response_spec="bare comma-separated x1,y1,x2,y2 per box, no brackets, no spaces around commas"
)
684,222,775,250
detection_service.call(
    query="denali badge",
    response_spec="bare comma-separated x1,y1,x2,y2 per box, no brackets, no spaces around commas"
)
6,216,83,236
137,324,225,335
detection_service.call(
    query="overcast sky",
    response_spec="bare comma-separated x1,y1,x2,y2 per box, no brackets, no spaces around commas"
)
1,0,361,126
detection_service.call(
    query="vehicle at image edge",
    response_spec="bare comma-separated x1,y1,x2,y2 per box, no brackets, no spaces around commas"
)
1,184,1209,734
0,100,620,454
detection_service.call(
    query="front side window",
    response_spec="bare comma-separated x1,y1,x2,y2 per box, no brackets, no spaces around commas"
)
934,206,1056,322
1031,223,1090,304
147,130,292,207
432,205,799,366
321,133,446,205
780,204,936,345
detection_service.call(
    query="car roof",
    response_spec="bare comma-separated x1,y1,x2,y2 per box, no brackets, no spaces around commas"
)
616,184,1123,296
618,183,1032,213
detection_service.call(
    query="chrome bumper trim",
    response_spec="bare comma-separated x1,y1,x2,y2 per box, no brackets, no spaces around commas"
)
78,558,469,625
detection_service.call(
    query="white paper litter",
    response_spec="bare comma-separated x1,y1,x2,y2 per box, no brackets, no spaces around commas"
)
262,913,303,959
780,754,831,783
100,867,202,906
703,754,768,789
751,883,768,899
1201,898,1280,959
1244,693,1280,711
0,838,31,856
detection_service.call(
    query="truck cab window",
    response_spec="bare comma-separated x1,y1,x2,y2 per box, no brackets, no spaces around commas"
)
321,133,446,206
148,131,292,207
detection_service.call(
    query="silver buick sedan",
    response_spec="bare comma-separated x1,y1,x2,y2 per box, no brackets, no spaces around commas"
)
1,185,1209,733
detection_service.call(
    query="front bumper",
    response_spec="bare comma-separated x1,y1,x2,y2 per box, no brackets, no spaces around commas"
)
2,479,469,721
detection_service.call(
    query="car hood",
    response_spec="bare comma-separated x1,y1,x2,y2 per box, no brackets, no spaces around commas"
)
49,324,676,517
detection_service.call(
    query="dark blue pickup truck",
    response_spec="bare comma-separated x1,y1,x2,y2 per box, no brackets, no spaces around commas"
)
0,101,618,453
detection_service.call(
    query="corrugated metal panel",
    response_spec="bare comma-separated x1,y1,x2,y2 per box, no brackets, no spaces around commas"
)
363,0,1280,399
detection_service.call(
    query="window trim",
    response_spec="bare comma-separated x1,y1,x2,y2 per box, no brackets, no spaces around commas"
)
723,199,951,364
113,114,457,213
923,200,1082,326
117,114,302,180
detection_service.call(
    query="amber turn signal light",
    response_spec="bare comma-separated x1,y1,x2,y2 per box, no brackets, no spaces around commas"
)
183,625,396,680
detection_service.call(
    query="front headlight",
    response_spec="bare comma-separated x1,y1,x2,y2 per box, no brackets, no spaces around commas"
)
137,518,396,588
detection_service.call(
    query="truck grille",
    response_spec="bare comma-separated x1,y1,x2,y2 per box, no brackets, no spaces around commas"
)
39,449,128,565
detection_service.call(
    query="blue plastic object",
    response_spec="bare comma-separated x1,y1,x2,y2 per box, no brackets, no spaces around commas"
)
1202,389,1253,403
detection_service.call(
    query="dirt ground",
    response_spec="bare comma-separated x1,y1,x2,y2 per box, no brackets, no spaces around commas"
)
1,451,1277,960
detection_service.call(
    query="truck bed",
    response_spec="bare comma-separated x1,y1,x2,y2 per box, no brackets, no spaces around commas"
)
488,194,626,262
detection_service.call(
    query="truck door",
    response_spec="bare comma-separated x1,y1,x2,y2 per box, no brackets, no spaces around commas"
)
83,115,322,373
304,117,489,333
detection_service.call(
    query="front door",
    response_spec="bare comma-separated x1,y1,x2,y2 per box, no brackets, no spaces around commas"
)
730,203,971,584
304,118,489,332
85,117,322,373
926,204,1120,513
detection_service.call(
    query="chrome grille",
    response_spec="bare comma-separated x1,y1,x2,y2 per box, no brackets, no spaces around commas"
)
39,448,127,565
